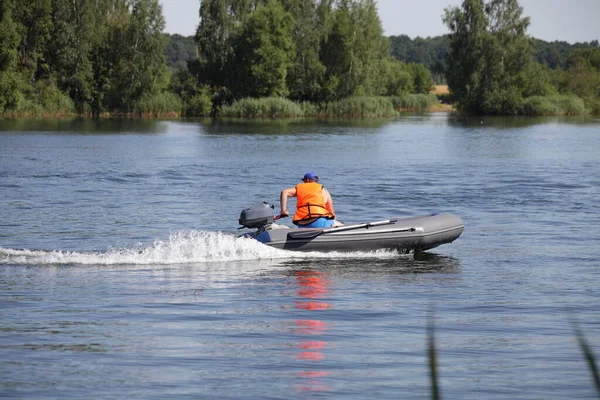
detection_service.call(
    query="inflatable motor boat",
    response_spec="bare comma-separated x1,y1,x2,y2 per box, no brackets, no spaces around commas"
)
238,203,464,253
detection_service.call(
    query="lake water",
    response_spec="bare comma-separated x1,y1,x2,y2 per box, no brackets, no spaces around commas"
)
1,115,599,399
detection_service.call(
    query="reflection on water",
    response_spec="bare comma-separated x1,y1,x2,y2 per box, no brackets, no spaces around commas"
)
285,253,460,394
0,117,169,134
447,114,596,129
292,269,332,393
200,117,392,136
283,253,461,277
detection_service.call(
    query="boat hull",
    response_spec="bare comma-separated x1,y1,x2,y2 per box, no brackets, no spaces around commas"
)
251,213,464,252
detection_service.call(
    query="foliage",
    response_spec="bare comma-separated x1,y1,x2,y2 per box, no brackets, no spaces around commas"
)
551,48,600,113
168,65,213,117
284,0,332,101
319,0,389,100
389,34,450,80
389,94,439,109
194,0,392,103
106,0,168,113
13,0,52,80
389,35,599,83
316,97,397,117
217,94,437,118
406,63,434,94
134,91,181,117
219,97,305,117
0,0,170,116
0,71,21,113
444,0,536,115
184,91,213,117
382,59,413,96
232,0,295,98
0,0,19,73
195,0,258,89
164,34,197,69
533,38,599,70
2,1,597,117
520,95,585,116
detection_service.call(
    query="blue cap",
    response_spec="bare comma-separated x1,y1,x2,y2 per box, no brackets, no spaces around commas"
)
303,172,319,182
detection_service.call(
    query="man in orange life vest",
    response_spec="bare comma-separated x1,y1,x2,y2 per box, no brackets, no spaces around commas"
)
280,172,343,228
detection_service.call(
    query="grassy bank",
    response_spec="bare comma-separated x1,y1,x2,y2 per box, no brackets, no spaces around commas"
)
520,95,586,116
218,94,440,118
3,92,596,119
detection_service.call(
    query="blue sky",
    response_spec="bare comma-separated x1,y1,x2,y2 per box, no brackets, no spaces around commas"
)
159,0,599,44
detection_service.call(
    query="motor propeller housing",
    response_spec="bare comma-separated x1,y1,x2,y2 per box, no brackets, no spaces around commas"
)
239,202,274,229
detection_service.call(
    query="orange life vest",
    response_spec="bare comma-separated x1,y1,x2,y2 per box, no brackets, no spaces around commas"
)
293,182,334,223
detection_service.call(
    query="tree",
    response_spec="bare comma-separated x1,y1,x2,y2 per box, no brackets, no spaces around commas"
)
443,0,488,113
406,62,434,93
232,0,295,97
283,0,333,101
45,0,108,113
444,0,534,114
107,0,168,112
0,0,21,111
558,48,600,113
195,0,264,89
320,0,388,99
382,59,413,96
13,0,52,80
164,33,197,69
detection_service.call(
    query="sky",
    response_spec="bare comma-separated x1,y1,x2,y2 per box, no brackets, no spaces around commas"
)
159,0,600,44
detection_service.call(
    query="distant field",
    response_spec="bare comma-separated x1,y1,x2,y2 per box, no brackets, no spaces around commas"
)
429,85,453,111
431,85,449,95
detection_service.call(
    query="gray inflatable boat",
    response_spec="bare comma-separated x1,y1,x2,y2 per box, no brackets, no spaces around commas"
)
239,203,464,252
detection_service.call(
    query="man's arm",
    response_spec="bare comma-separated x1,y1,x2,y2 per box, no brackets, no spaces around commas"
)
280,187,296,216
322,188,335,216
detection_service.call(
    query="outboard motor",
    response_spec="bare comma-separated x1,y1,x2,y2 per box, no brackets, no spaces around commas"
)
239,202,275,231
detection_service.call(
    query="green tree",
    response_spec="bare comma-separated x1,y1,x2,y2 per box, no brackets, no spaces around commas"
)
232,0,295,97
45,0,110,113
382,59,413,96
320,0,388,99
443,0,488,112
558,48,600,113
0,0,18,72
13,0,52,79
0,0,21,111
107,0,168,112
195,0,263,89
444,0,534,114
164,33,197,69
283,0,333,101
407,62,434,93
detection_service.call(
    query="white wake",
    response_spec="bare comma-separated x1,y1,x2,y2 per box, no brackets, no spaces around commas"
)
0,230,400,266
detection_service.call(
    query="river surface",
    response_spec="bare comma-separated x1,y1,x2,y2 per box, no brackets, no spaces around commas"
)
1,115,599,399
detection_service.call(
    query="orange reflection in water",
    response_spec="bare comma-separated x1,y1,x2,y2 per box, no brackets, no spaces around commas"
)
293,269,331,393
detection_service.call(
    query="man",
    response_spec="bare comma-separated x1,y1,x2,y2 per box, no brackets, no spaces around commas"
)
280,172,343,228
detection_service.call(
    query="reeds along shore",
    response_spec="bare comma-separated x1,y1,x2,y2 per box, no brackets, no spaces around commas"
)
215,94,441,118
2,91,592,119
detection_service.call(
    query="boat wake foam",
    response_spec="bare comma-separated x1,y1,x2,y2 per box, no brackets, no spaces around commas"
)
0,230,400,266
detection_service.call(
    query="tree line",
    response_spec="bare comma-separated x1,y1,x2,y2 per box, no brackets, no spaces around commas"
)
444,0,600,115
0,0,434,117
165,31,599,87
387,35,599,80
0,0,172,116
0,0,599,117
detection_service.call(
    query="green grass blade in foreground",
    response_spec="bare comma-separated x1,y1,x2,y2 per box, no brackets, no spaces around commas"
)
428,314,441,400
573,323,600,395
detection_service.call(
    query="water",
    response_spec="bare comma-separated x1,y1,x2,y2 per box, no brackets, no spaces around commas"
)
1,115,599,399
